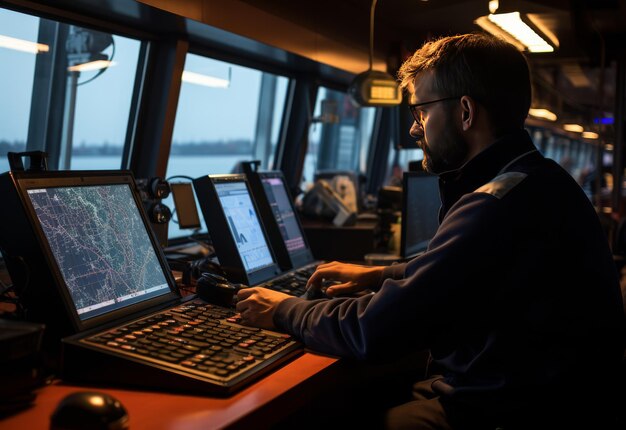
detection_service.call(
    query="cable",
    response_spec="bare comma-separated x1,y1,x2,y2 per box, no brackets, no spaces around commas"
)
0,247,28,319
77,37,116,86
369,0,378,71
0,246,13,296
166,175,195,182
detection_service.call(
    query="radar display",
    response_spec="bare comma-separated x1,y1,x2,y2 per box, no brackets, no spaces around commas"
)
27,184,170,318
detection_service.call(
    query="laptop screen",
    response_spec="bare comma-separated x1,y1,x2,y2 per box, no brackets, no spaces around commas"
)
23,180,172,322
213,180,274,273
401,173,440,258
11,171,180,331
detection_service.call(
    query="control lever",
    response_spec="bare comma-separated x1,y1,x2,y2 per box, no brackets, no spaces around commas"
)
195,272,248,307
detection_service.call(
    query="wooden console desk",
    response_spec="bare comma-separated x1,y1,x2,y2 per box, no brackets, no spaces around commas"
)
0,352,340,430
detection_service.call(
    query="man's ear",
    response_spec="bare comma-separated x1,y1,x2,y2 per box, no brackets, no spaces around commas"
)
460,96,477,131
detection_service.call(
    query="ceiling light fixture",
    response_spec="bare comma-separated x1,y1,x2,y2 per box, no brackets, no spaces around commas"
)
67,60,116,72
528,108,557,121
475,12,556,53
0,34,49,54
563,124,584,133
181,70,230,88
348,0,402,106
581,131,599,139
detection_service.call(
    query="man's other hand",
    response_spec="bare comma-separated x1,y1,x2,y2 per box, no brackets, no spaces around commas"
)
306,261,384,297
235,287,292,329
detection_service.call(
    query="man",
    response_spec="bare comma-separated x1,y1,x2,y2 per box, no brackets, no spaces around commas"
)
236,34,625,429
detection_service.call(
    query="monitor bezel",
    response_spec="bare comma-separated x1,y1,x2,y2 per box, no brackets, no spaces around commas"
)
13,170,180,332
193,174,280,285
400,171,440,259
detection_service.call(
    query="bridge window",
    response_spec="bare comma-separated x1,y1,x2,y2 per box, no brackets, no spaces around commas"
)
165,53,289,238
302,87,376,189
0,7,142,172
166,53,289,180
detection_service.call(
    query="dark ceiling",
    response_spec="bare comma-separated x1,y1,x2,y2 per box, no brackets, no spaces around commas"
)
240,0,626,131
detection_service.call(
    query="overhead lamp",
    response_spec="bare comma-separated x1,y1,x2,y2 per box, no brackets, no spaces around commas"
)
475,12,556,53
348,0,402,107
0,34,49,54
182,71,230,88
563,124,584,133
581,131,599,139
528,108,557,121
67,60,116,72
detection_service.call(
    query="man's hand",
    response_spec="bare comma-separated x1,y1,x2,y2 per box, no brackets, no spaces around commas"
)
306,261,384,297
235,287,292,329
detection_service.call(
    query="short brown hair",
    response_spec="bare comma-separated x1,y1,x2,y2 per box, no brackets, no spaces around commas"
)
398,33,531,134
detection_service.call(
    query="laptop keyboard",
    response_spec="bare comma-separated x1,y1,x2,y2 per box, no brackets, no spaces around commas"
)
80,299,299,385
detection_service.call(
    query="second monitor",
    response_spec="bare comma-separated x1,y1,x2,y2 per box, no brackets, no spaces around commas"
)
246,171,320,272
193,174,282,286
400,172,440,259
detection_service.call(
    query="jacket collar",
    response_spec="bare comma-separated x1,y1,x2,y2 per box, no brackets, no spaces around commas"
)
438,129,538,216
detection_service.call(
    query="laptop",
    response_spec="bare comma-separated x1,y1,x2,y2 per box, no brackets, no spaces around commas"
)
400,172,441,259
193,174,319,296
0,170,301,395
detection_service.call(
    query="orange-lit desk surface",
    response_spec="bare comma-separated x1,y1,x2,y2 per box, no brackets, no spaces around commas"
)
0,352,339,430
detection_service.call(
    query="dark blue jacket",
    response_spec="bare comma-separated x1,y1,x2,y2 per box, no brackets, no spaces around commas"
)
274,130,625,422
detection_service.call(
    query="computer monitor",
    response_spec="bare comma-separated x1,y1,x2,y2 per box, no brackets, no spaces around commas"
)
247,171,317,271
193,174,281,285
400,172,441,258
170,182,201,230
0,170,179,334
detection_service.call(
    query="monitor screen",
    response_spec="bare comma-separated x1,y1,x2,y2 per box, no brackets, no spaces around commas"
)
170,182,201,230
260,176,306,255
401,173,440,258
213,180,274,273
25,183,171,321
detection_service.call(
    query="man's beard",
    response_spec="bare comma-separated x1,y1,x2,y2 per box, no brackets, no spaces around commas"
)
420,127,469,175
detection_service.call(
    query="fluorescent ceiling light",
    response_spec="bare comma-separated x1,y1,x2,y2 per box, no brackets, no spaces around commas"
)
581,131,599,139
563,124,584,133
562,63,591,88
182,71,229,88
68,60,116,72
528,108,557,121
0,35,49,54
475,12,555,53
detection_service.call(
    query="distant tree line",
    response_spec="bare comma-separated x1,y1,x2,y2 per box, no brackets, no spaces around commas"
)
0,140,26,155
170,139,253,155
0,139,253,156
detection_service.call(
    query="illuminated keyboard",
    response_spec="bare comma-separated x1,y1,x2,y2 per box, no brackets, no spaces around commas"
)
62,299,302,394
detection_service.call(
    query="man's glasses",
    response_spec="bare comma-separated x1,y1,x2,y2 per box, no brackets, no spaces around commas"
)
408,96,460,125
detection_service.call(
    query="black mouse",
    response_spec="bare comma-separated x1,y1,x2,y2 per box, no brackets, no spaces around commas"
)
50,391,129,430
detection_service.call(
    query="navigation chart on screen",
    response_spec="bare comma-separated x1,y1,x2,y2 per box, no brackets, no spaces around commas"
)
27,184,170,318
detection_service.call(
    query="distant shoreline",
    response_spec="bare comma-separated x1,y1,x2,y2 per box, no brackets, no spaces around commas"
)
0,141,254,157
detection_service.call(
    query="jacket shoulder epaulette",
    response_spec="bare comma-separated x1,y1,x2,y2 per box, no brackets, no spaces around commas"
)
473,171,527,199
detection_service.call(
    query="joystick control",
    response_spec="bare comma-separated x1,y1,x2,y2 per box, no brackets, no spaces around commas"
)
195,272,248,307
